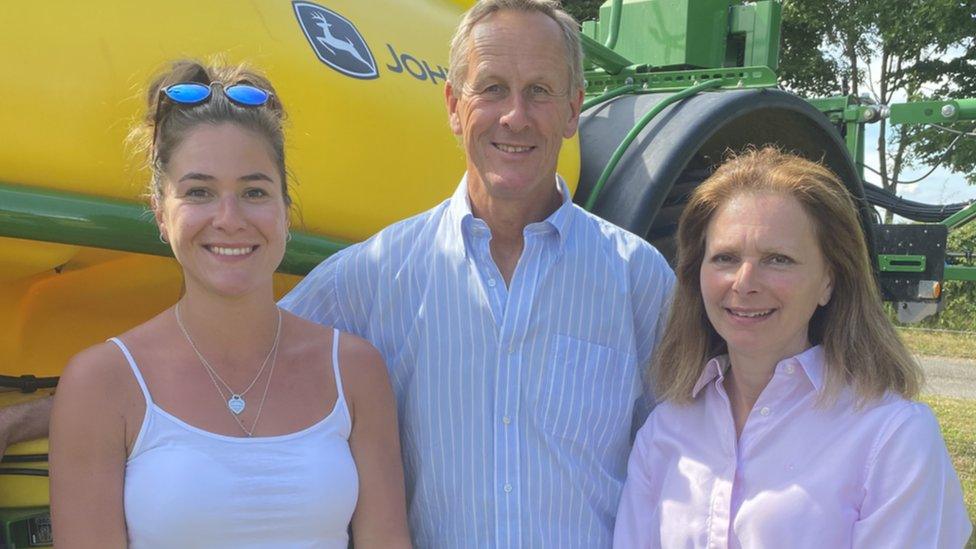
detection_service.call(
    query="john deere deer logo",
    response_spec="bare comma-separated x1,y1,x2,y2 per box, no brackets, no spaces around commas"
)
293,2,379,79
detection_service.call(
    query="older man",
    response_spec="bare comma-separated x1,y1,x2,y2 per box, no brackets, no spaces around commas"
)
280,1,674,547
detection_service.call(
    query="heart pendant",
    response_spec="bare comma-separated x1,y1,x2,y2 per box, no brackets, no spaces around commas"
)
228,395,246,415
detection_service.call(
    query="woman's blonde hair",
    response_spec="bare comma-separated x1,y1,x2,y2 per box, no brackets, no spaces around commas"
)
652,147,921,404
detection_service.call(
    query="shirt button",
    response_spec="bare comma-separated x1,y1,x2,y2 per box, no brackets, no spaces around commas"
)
503,484,512,493
760,406,771,416
487,278,496,287
785,364,795,374
502,416,511,425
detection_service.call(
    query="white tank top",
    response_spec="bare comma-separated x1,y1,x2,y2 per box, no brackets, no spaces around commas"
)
111,329,358,549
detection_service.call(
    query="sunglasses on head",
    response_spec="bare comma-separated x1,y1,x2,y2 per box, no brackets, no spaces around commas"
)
152,81,275,149
160,81,273,107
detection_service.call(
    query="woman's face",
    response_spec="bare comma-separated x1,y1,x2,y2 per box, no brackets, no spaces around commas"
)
700,192,833,364
155,122,288,299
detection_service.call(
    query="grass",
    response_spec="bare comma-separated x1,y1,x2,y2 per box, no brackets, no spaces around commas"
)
922,395,976,547
898,327,976,360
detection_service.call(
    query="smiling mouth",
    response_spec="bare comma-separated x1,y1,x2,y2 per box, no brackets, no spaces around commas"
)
493,143,534,154
726,308,775,319
205,245,257,257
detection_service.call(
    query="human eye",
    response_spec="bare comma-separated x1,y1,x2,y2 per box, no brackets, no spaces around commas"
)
243,187,270,199
766,254,795,266
480,83,506,97
709,253,737,265
530,84,551,97
182,187,212,200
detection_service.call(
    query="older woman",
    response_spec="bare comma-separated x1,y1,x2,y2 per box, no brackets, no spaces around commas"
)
49,60,411,548
614,148,971,548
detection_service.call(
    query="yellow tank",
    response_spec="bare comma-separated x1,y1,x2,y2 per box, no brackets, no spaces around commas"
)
0,0,581,514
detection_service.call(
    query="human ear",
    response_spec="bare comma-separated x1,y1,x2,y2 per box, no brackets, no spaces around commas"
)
818,275,833,307
445,82,462,136
151,194,169,243
563,87,584,139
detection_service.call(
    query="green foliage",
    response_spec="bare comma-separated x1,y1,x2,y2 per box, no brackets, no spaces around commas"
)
933,222,976,331
778,0,976,206
561,0,603,23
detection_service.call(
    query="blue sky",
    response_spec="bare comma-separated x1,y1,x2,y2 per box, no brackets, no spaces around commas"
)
862,124,976,212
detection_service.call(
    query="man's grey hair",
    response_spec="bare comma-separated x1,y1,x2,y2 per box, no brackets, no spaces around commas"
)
448,0,585,93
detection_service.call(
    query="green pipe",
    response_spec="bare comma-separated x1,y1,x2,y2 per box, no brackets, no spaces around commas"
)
582,84,636,112
955,98,976,119
944,264,976,282
0,181,348,276
604,0,623,49
940,200,976,229
584,79,723,211
580,33,632,75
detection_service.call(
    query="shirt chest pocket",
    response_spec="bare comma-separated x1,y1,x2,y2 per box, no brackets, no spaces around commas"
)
533,334,638,449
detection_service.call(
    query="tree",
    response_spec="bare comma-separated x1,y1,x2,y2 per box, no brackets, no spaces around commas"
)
562,0,603,24
566,0,976,220
778,0,976,222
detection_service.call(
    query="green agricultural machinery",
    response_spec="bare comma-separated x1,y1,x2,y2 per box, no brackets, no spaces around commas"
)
576,0,976,323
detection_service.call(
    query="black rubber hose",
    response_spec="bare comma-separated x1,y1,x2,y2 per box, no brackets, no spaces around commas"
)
0,467,48,477
0,374,59,393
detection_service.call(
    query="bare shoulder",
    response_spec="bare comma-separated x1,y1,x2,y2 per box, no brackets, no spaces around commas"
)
335,331,387,385
53,340,143,436
59,342,133,399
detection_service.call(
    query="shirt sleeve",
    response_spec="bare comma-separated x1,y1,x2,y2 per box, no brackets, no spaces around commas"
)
629,247,676,431
278,247,368,337
852,402,973,547
614,418,659,549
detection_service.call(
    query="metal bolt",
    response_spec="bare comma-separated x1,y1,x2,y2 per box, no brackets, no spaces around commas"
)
861,108,876,122
941,104,957,118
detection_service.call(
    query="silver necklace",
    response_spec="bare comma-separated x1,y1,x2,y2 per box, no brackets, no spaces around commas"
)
195,331,281,437
175,302,282,416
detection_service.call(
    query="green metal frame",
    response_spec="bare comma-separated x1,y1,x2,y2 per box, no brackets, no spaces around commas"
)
581,84,637,112
945,265,976,282
941,201,976,230
0,182,348,276
585,66,777,96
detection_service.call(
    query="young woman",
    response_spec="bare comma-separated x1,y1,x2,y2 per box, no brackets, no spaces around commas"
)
50,60,411,548
614,148,971,548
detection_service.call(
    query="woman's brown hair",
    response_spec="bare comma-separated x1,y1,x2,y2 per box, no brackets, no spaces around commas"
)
652,147,921,405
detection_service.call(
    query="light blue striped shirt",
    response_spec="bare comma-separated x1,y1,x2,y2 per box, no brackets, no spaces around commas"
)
280,176,674,548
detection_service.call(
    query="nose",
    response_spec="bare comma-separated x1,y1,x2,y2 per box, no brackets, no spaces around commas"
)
499,92,530,133
731,261,760,294
212,195,247,232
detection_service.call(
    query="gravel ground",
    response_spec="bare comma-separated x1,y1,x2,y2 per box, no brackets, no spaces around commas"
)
919,356,976,400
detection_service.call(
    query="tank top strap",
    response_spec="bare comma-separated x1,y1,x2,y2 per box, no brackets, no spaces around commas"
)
331,329,346,408
108,337,153,406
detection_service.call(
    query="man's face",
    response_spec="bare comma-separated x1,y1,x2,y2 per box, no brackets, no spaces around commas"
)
446,10,583,205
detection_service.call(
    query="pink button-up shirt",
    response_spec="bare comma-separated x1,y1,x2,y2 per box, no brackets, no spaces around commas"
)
614,345,972,548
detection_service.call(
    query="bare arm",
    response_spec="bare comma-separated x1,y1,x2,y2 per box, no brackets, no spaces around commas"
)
0,396,53,456
342,334,411,549
49,344,133,548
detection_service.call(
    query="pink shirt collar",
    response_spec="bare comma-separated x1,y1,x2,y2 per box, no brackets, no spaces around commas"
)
691,344,827,398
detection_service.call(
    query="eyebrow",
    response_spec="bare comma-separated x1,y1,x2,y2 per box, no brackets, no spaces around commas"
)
178,172,216,183
239,172,275,183
176,172,274,183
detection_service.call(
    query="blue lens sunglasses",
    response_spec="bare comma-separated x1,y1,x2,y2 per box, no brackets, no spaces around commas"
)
152,82,274,147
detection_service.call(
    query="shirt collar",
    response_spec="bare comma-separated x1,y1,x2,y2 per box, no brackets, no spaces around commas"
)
446,173,574,258
691,344,827,398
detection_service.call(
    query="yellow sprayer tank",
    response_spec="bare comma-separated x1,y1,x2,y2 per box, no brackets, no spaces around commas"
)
0,0,580,522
